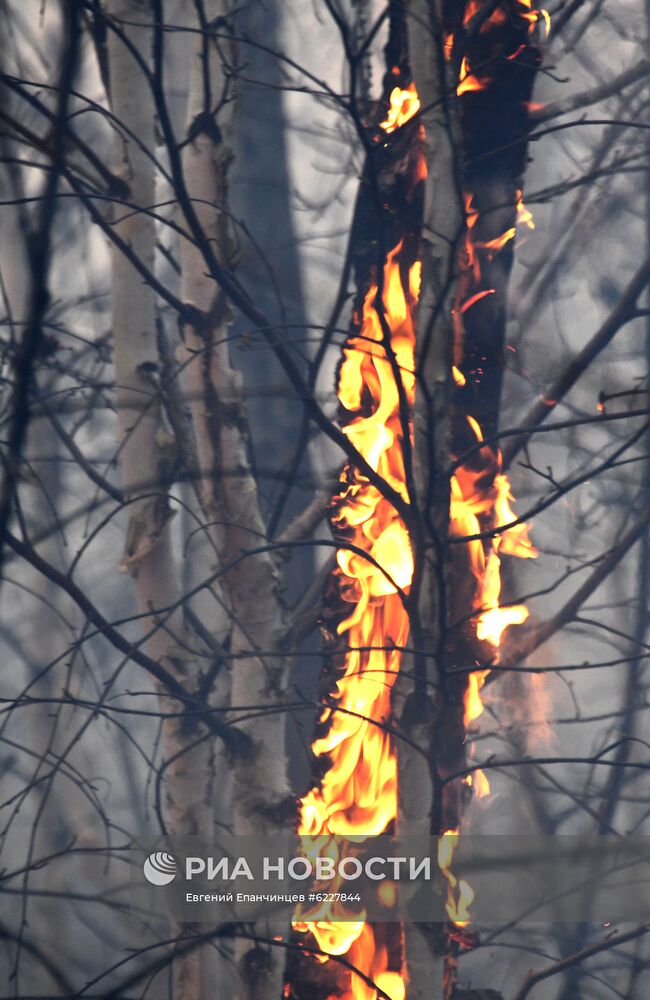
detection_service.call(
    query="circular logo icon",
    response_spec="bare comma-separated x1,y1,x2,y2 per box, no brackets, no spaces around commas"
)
143,851,177,886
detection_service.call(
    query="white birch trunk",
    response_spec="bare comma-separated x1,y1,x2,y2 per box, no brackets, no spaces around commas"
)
106,4,217,997
178,6,290,998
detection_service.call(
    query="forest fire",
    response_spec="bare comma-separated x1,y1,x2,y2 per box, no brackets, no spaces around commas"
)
296,6,538,993
5,2,642,999
297,229,416,995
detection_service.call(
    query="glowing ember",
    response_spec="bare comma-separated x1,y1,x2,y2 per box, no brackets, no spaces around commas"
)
460,289,496,313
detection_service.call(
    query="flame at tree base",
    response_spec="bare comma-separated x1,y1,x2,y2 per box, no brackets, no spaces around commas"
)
297,237,418,997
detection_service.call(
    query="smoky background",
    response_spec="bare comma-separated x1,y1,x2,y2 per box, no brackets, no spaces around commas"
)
0,1,649,999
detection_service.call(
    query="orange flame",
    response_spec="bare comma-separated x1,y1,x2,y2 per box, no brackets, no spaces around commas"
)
295,81,432,1000
469,768,491,799
296,37,540,993
297,236,417,993
453,0,550,94
475,228,516,256
457,56,491,96
438,0,546,950
452,365,467,387
518,0,551,34
464,0,508,27
452,419,536,729
300,242,416,846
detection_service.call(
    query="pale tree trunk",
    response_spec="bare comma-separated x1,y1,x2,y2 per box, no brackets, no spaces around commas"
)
178,5,290,998
0,129,79,993
398,3,462,998
106,4,217,998
230,0,310,554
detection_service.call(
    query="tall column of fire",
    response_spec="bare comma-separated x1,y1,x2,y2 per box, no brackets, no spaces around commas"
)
292,3,546,998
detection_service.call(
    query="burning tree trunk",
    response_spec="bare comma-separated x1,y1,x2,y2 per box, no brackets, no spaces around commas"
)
410,2,543,996
106,3,218,998
111,2,544,997
398,2,462,997
293,3,543,1000
441,0,544,842
426,0,543,850
291,7,428,999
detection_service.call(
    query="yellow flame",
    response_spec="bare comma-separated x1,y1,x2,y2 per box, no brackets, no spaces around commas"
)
438,829,476,926
297,86,429,992
380,84,421,134
376,972,405,1000
297,240,417,994
516,190,535,230
474,768,491,798
457,56,491,96
475,228,516,255
452,411,536,733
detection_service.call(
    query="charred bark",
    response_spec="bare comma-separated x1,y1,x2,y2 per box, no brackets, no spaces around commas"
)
448,0,542,443
404,3,544,998
435,0,545,838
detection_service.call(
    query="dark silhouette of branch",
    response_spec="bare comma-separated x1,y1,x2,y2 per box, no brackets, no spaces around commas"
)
0,527,251,755
0,2,81,573
502,257,650,469
533,60,650,124
510,505,650,662
512,923,650,1000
